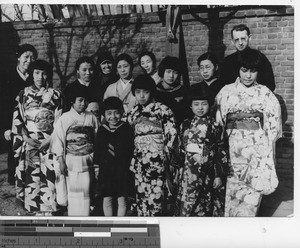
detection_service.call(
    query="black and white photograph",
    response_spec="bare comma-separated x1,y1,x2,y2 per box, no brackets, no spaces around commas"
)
0,2,297,247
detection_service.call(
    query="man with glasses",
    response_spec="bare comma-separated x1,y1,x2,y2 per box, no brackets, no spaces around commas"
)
219,24,275,91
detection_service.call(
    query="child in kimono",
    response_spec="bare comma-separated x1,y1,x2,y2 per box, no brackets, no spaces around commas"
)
93,97,134,216
127,75,178,216
51,84,99,216
216,49,281,216
176,83,228,216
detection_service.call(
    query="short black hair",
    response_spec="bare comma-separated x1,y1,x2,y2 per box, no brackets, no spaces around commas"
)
102,96,124,115
75,56,95,71
138,51,156,72
157,56,181,78
27,60,53,86
115,53,134,71
16,44,38,59
231,24,251,39
188,83,214,107
197,52,219,67
237,48,263,72
68,84,90,103
131,74,157,97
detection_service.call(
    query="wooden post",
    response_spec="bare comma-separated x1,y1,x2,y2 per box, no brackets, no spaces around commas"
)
165,5,190,88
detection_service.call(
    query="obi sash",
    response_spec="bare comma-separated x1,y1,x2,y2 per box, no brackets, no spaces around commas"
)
226,112,263,130
66,126,94,156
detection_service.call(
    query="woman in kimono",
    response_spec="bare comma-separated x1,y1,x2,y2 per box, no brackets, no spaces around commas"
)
103,53,136,114
215,49,282,216
127,75,178,216
11,60,63,215
3,44,37,185
176,83,228,217
51,84,99,216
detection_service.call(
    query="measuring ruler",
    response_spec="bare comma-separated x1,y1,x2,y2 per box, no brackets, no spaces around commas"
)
0,218,160,247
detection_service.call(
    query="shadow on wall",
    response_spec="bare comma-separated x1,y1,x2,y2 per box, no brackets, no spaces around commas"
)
0,22,20,153
43,15,144,90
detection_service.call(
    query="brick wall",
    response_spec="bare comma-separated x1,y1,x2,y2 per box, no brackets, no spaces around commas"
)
0,5,294,175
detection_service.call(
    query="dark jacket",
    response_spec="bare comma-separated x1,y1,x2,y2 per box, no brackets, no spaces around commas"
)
219,49,275,91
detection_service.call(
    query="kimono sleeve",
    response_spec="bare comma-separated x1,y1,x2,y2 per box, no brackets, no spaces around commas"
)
213,123,230,178
11,90,27,137
93,127,103,166
53,89,64,124
161,104,178,156
11,91,27,161
262,89,282,143
50,115,67,157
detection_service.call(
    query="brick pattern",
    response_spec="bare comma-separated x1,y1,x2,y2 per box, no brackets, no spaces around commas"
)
0,6,294,166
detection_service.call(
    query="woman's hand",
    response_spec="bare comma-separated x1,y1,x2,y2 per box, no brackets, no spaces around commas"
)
23,136,41,148
58,156,68,176
213,177,222,189
39,137,50,153
4,130,12,141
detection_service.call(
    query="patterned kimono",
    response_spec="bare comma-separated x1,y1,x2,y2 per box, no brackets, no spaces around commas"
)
216,79,282,217
12,85,63,213
127,101,177,216
176,116,228,216
51,108,99,216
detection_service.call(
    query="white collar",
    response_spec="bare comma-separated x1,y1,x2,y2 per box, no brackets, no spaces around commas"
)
78,78,90,87
16,66,28,81
120,78,132,90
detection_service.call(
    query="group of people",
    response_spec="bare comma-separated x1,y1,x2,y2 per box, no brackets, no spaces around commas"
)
2,24,282,217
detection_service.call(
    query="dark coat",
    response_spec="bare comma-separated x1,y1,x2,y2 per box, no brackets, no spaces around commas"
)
219,49,275,91
93,122,134,198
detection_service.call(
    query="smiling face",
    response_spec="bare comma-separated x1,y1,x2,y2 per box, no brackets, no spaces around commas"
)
117,60,132,80
140,55,154,75
135,88,151,106
72,96,88,114
199,59,217,82
100,61,113,75
191,100,210,118
239,67,258,87
18,51,35,73
232,30,251,52
77,62,94,83
33,69,48,89
104,109,122,127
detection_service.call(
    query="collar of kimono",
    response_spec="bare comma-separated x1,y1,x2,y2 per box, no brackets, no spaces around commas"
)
16,66,28,81
157,80,183,93
236,77,258,89
102,121,124,132
78,78,90,87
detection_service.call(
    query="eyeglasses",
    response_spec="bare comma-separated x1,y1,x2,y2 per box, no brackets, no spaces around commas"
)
199,66,213,71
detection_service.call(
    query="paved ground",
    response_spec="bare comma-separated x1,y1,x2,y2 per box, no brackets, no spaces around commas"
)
0,152,294,217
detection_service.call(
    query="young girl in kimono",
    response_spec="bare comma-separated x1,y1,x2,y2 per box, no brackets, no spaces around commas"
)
127,75,178,216
103,53,136,114
176,83,228,217
93,97,134,216
51,84,99,216
216,49,281,216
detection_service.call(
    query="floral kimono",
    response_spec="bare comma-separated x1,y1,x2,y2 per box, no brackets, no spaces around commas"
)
51,107,99,216
216,79,282,216
127,101,177,216
12,85,63,213
176,116,228,216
